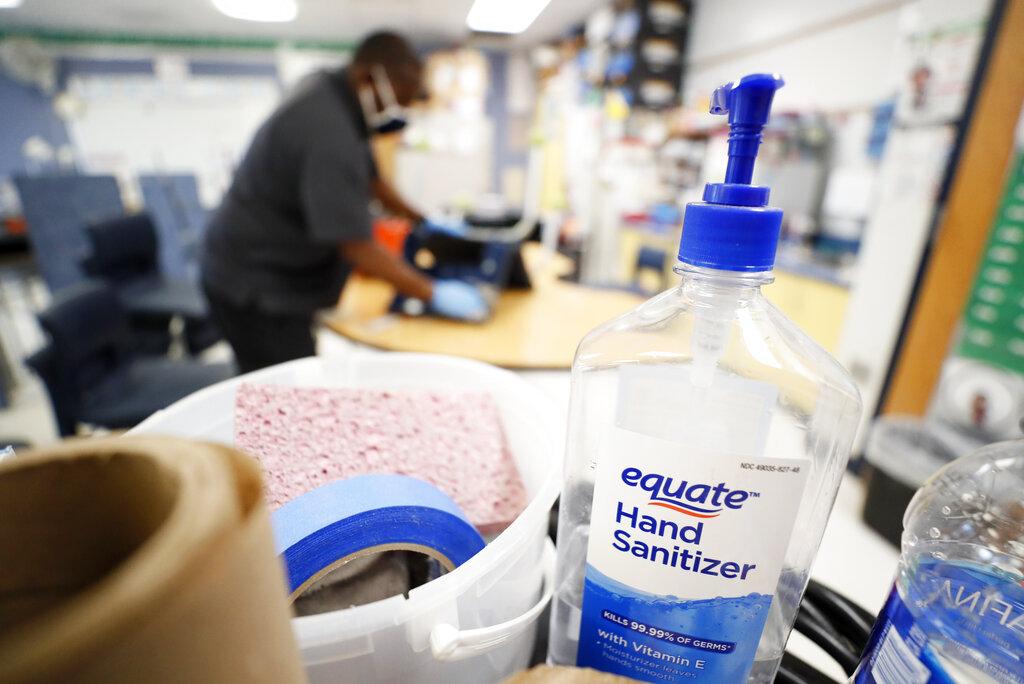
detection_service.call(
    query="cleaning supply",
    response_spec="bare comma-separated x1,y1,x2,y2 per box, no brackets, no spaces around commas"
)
547,74,862,683
234,383,527,534
132,354,561,683
854,440,1023,683
272,474,485,601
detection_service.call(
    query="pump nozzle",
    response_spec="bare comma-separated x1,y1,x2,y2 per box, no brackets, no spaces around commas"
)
711,73,784,187
677,73,785,273
678,73,786,388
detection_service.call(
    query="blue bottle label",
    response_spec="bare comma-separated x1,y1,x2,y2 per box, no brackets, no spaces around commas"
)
855,562,1024,684
575,366,809,682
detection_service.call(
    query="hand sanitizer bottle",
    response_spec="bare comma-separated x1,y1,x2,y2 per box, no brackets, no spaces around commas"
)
547,74,863,683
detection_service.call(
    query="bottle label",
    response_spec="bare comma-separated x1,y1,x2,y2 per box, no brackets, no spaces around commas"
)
575,366,809,682
855,562,1024,684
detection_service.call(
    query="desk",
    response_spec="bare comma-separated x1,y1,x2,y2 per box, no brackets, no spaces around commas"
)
765,271,850,353
324,245,644,369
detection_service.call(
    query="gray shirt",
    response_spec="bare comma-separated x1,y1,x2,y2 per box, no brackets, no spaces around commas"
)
202,69,376,313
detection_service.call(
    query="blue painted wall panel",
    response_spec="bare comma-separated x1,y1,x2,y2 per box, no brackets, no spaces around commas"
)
0,72,71,178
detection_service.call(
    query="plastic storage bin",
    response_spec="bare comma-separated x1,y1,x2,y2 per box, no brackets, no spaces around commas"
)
131,353,562,683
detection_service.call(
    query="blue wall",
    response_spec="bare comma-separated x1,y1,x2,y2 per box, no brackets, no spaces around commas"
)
189,59,278,79
0,71,71,178
58,56,154,80
484,50,529,197
485,50,507,194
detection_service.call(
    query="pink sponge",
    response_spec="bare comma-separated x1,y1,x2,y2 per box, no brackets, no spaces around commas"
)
234,383,528,534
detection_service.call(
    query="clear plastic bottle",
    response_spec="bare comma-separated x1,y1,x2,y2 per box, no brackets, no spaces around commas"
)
854,440,1024,683
547,74,862,683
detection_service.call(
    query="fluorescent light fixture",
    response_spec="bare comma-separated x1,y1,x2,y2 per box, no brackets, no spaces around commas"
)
0,0,24,8
466,0,551,34
212,0,297,22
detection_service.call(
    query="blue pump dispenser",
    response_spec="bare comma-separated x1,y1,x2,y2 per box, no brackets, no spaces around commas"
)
549,74,864,684
678,73,785,272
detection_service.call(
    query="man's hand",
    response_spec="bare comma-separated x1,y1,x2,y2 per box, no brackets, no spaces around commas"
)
430,280,488,321
339,239,489,321
339,239,432,301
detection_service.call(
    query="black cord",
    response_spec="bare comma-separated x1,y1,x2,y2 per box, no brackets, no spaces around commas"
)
793,608,862,675
797,596,834,636
777,651,841,684
807,579,875,628
805,579,874,648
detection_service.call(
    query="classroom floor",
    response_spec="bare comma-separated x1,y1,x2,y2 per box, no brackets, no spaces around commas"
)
0,376,55,447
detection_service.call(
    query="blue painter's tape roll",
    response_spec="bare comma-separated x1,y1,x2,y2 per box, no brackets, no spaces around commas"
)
271,474,486,600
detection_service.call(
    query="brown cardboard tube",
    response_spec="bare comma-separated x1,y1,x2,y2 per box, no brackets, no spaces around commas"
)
0,436,307,683
502,665,639,683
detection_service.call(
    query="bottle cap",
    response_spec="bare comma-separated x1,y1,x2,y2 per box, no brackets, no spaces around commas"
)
678,73,785,272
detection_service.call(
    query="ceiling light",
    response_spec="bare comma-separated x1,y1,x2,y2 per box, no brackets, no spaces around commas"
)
466,0,551,34
0,0,25,8
212,0,297,23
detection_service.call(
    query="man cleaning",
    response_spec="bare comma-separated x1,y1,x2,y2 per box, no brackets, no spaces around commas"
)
202,31,485,373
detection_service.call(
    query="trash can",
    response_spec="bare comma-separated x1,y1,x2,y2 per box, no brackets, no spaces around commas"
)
861,417,959,546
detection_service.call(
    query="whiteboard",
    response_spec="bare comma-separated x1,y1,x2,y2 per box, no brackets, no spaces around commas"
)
64,72,281,208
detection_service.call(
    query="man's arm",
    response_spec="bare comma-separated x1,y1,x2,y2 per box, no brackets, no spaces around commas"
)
372,177,424,224
340,238,433,301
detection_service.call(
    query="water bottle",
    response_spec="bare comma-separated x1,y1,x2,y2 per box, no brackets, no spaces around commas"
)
546,74,863,683
855,440,1024,683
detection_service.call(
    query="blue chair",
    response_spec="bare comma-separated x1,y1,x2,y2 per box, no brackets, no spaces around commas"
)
26,281,232,437
82,213,220,353
634,246,668,291
636,245,667,272
13,175,124,291
139,174,207,279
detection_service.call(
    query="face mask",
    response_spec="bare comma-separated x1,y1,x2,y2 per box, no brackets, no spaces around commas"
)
357,64,409,134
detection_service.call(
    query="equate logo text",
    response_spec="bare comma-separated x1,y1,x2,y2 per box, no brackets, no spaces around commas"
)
620,467,756,518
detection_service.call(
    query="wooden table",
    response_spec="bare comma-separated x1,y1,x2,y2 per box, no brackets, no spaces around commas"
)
324,244,644,368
